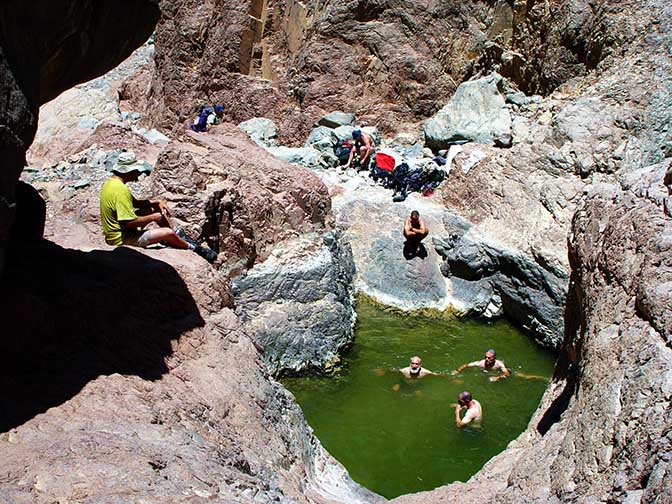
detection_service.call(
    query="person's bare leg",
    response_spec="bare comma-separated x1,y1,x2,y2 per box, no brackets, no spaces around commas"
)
344,147,356,168
146,228,190,249
360,146,370,165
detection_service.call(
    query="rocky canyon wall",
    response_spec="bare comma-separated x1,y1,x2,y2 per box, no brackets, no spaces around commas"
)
2,0,672,502
141,0,627,142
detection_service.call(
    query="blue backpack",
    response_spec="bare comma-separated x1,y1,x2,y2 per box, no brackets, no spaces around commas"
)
189,106,214,132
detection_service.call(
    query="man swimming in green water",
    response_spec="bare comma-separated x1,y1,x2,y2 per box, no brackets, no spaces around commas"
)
399,356,439,378
455,390,482,428
452,348,511,382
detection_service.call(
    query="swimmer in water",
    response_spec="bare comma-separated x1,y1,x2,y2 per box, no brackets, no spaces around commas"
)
452,349,511,382
399,356,439,379
455,390,482,428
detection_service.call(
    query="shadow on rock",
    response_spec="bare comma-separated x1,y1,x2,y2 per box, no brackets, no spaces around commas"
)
0,240,204,432
402,240,428,260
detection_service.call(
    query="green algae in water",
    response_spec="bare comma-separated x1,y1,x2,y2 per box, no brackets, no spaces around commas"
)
282,299,555,499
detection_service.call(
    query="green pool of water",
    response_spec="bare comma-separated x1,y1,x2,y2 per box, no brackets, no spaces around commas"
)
282,299,555,499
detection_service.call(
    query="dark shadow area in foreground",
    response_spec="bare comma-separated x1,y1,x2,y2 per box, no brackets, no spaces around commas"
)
0,240,204,432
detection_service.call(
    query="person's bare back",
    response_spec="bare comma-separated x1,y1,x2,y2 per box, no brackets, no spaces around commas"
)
455,391,482,428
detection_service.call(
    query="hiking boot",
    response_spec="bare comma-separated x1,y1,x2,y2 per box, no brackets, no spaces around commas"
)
175,227,198,248
194,244,218,263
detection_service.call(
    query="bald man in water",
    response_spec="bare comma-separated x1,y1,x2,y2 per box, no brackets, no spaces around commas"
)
399,356,439,378
452,349,511,382
455,391,482,428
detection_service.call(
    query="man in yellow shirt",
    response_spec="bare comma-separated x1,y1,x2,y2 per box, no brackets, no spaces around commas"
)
100,151,216,262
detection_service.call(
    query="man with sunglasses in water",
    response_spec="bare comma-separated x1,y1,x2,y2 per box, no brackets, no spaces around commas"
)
451,348,511,382
455,390,482,428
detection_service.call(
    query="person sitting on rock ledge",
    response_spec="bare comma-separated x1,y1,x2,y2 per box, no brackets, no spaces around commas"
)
452,349,510,382
344,129,374,169
99,151,217,262
403,210,429,259
399,356,439,379
454,390,482,428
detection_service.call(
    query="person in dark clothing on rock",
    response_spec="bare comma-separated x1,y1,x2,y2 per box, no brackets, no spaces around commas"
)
188,104,224,132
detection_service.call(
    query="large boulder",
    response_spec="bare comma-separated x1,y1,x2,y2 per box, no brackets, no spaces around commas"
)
266,145,324,168
149,125,332,274
305,125,337,150
317,111,355,129
237,117,279,148
331,183,452,311
433,232,568,349
424,73,512,150
232,231,356,375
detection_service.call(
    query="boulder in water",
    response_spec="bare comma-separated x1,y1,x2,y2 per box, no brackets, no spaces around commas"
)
231,231,356,375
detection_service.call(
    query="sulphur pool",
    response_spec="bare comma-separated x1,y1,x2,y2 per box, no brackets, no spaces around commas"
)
281,299,555,499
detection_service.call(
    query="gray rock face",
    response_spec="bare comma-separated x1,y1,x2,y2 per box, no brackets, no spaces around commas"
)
331,185,453,311
433,232,568,349
266,145,325,168
305,125,337,149
317,111,355,129
232,231,356,376
424,73,512,150
237,117,279,148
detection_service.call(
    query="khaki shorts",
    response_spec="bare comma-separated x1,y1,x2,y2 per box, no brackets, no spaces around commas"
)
122,229,154,248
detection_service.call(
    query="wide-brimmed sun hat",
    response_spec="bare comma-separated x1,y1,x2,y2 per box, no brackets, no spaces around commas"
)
111,151,152,174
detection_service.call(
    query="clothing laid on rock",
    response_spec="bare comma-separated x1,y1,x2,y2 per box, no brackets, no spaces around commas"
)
100,177,138,246
334,140,353,165
375,159,446,202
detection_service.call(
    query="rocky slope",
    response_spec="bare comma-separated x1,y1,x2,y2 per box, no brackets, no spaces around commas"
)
2,0,672,502
137,0,631,142
0,241,377,503
2,111,376,502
